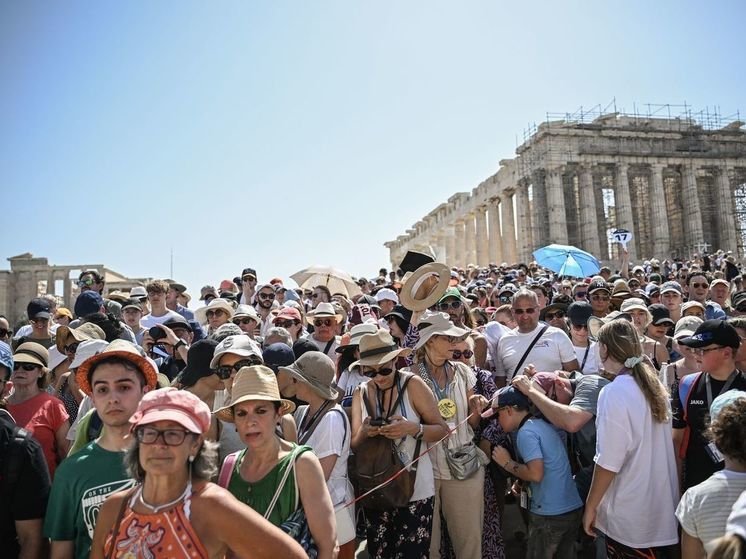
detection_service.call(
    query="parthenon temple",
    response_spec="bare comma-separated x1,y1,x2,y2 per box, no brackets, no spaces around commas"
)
385,103,746,270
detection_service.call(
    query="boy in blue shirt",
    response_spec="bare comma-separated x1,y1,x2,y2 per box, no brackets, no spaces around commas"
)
489,386,583,558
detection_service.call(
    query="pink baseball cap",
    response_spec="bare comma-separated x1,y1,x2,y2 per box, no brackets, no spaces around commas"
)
129,388,211,434
273,307,301,323
220,279,236,291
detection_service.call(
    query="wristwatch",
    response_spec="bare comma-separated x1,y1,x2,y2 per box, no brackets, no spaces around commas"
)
415,424,425,440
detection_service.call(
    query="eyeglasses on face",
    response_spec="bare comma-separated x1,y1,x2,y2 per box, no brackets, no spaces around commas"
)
214,357,262,379
691,282,709,289
314,319,334,327
233,318,255,326
242,275,257,282
571,323,589,331
499,295,512,303
274,320,298,328
77,278,96,287
437,300,462,311
574,292,587,299
590,295,610,302
206,310,226,319
0,328,11,338
362,366,394,378
13,363,40,371
258,292,275,301
692,346,725,356
136,426,193,446
451,349,474,359
545,311,565,320
512,307,537,315
64,343,79,354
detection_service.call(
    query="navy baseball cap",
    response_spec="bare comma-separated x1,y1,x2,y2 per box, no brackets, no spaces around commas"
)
262,343,295,373
678,319,740,350
74,291,104,318
27,298,52,320
482,386,530,418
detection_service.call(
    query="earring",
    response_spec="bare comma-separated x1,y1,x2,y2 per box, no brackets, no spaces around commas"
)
188,455,195,463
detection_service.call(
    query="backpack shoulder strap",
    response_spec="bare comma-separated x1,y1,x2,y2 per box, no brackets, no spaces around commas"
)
361,382,376,418
218,451,241,488
388,373,414,419
678,372,702,422
329,407,349,447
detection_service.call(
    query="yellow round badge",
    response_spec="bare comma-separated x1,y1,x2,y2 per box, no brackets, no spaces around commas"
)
438,398,457,419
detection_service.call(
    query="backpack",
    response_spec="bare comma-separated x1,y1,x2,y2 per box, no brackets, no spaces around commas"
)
676,372,703,459
348,373,422,511
0,422,32,490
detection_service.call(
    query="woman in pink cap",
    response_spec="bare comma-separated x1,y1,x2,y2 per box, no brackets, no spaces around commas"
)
90,388,306,559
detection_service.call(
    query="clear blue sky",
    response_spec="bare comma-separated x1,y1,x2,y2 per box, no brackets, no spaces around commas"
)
2,1,744,298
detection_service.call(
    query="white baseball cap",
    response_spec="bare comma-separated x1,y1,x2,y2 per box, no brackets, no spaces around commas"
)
375,288,399,304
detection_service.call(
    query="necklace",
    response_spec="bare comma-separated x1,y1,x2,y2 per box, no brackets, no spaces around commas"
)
138,480,191,513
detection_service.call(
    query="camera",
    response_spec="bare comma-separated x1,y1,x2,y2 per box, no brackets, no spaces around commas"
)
369,418,389,427
149,326,166,341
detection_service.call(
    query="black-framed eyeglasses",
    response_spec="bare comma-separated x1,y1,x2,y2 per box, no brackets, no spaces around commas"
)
451,349,474,359
512,308,537,315
13,363,40,371
64,343,79,354
258,292,275,301
314,319,334,327
437,300,462,311
233,318,255,326
545,311,565,320
135,426,194,446
275,320,298,328
362,367,394,378
214,357,262,379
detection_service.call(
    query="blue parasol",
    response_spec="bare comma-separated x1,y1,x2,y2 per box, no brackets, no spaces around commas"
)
532,244,601,278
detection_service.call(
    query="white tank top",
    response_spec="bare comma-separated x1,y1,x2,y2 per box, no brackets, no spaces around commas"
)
359,374,435,502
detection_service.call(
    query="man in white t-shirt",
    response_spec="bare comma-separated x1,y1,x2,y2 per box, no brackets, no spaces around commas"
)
140,280,182,328
495,289,578,385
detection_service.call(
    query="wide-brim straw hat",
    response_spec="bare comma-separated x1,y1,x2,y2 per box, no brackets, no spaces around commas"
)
76,339,158,396
13,342,49,368
214,365,295,422
306,302,343,325
350,329,412,368
278,351,339,400
335,323,378,354
399,262,450,311
195,298,235,324
413,310,470,350
55,322,106,353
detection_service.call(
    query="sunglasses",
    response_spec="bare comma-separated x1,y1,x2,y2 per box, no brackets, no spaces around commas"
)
135,427,193,446
451,349,474,359
13,363,40,371
571,323,589,331
512,307,537,315
64,343,80,354
274,320,297,328
437,300,462,311
258,292,275,301
206,309,226,318
574,292,587,299
0,328,11,338
362,367,394,378
232,318,255,326
314,319,335,327
499,295,512,303
242,275,257,282
77,278,96,287
691,282,709,289
214,358,261,379
545,311,565,320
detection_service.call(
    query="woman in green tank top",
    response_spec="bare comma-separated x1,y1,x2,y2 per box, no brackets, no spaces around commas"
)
215,365,338,558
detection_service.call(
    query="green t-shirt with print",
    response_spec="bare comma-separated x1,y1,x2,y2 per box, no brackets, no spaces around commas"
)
43,441,134,559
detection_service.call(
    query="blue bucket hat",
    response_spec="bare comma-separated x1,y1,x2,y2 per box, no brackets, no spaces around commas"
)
0,341,13,379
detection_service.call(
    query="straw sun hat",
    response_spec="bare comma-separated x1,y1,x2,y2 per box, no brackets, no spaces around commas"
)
350,329,412,368
214,365,295,422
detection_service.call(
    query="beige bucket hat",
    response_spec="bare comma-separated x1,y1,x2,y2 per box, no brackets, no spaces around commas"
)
214,365,295,422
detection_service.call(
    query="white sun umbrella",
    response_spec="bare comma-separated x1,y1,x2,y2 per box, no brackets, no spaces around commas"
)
290,265,361,298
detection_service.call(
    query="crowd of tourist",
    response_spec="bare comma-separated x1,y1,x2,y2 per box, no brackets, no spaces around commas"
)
1,252,746,559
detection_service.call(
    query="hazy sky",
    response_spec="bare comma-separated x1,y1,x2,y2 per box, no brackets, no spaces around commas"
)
2,1,744,299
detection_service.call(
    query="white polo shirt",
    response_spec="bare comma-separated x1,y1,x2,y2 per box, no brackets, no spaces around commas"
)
495,324,576,381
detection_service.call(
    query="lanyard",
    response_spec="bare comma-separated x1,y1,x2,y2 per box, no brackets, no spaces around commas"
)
376,373,402,419
705,371,737,408
579,345,590,373
431,363,451,402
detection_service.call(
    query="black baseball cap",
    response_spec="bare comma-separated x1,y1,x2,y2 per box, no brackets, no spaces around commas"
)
27,298,51,320
178,339,219,387
241,268,257,279
121,298,143,312
587,279,611,295
567,302,593,326
648,304,674,326
678,319,740,350
164,315,193,333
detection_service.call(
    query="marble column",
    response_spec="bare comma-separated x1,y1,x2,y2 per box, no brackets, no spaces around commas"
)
681,165,704,250
715,166,738,253
63,270,73,309
578,166,601,257
454,219,466,269
648,163,670,256
464,213,476,266
445,224,457,268
488,200,503,265
47,270,56,295
546,166,569,244
475,206,489,266
615,162,637,260
515,181,533,262
532,170,549,247
501,193,518,264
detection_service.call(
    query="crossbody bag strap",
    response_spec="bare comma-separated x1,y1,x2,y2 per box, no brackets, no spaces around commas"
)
512,325,549,378
264,446,302,520
323,339,335,356
105,486,138,559
298,400,335,445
